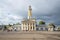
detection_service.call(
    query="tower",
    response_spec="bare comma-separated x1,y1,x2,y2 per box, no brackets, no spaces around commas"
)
28,5,32,19
21,5,36,31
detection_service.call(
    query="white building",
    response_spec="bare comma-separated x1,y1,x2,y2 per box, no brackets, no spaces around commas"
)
12,23,21,31
36,25,48,31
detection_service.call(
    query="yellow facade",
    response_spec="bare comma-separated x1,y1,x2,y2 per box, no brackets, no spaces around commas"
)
28,5,32,19
28,10,32,17
21,19,36,31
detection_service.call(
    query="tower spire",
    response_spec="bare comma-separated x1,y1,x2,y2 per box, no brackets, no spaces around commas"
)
28,5,32,19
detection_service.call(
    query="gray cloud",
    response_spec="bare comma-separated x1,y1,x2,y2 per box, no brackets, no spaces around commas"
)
0,0,60,25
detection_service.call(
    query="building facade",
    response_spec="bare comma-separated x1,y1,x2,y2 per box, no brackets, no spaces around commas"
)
47,24,55,31
12,23,21,31
21,5,36,31
36,25,48,31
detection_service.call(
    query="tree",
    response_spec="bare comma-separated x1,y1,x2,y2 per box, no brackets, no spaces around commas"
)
58,27,60,31
3,25,7,31
49,23,55,28
8,24,12,27
39,21,45,25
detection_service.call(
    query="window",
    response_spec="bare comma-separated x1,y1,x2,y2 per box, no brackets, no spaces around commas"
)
41,28,43,31
36,28,39,30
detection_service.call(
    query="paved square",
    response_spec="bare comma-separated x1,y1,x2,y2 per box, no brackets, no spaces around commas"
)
0,31,60,40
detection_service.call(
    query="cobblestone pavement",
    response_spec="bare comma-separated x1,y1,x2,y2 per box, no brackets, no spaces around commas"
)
0,31,60,40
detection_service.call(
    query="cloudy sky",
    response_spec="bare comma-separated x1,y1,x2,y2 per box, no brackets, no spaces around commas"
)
0,0,60,25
